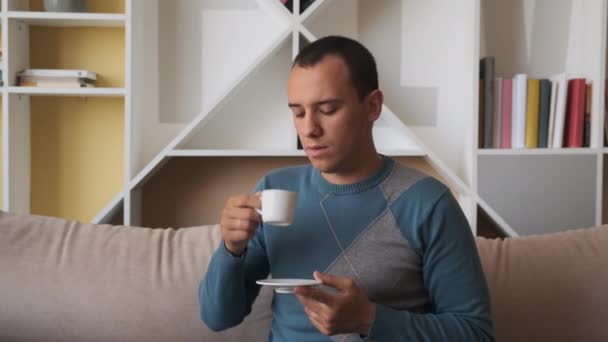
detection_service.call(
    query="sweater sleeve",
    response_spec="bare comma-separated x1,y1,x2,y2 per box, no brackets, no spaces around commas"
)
199,181,270,332
368,187,495,341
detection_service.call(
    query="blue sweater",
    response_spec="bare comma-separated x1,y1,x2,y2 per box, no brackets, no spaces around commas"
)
200,157,494,341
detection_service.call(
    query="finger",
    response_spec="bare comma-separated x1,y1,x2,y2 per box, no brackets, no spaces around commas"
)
225,218,258,234
314,271,353,291
223,230,252,242
304,307,331,336
229,195,262,210
225,207,261,222
295,286,335,306
295,292,328,314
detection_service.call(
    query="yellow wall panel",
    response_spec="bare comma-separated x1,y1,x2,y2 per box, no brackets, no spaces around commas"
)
0,97,3,210
30,27,125,88
30,97,124,222
29,0,125,13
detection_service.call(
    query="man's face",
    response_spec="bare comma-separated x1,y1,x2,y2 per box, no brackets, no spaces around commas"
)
288,55,377,175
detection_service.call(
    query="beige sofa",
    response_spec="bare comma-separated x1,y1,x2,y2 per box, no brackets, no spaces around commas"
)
1,210,607,341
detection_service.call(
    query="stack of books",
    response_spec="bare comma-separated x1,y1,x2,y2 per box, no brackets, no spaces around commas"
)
16,69,97,88
480,56,592,149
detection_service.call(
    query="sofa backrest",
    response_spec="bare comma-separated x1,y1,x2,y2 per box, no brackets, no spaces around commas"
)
476,225,608,341
1,210,607,341
0,211,272,342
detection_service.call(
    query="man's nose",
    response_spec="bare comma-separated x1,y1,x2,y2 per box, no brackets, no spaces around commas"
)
302,112,322,137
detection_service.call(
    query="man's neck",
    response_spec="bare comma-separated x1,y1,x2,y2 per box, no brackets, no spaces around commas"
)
321,152,383,185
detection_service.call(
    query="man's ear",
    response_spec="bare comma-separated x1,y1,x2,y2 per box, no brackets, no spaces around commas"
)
366,89,383,122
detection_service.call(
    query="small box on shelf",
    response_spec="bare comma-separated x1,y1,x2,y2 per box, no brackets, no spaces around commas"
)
17,69,97,88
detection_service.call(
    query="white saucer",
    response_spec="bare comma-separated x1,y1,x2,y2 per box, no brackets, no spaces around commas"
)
256,279,322,294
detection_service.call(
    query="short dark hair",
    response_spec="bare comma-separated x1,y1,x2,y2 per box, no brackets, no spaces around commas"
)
292,36,378,100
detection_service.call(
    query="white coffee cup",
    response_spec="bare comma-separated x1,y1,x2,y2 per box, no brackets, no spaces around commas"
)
256,189,297,226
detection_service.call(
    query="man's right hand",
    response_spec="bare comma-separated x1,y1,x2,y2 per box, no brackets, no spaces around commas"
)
220,193,262,256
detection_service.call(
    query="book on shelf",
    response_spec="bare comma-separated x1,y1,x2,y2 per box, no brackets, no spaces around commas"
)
500,78,513,148
18,80,95,88
564,79,586,148
478,77,485,148
479,57,495,148
17,69,97,81
547,80,558,148
583,83,592,147
17,69,97,88
511,74,527,149
19,76,95,84
537,79,551,148
492,78,502,148
550,73,568,148
525,78,540,148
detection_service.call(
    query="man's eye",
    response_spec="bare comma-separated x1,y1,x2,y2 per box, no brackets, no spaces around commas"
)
294,111,305,118
319,106,337,115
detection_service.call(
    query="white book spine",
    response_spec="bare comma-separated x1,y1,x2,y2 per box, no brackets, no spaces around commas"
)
511,74,527,148
547,81,558,148
551,73,567,148
493,77,502,148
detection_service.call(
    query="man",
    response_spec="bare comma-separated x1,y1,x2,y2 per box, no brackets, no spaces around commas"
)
200,36,494,341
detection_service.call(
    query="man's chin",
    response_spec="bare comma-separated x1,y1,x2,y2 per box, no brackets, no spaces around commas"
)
308,158,338,174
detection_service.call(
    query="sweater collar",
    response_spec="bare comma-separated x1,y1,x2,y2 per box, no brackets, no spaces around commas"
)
313,155,394,195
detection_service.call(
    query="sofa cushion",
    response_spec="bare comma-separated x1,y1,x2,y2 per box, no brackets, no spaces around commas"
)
476,225,608,341
0,211,272,342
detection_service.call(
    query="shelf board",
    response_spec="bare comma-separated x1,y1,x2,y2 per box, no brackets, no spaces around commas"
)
169,148,426,157
8,86,125,97
8,11,126,27
169,149,307,157
381,149,426,157
477,148,599,156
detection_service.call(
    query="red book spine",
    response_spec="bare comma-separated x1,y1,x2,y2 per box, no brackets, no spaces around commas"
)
500,78,513,148
565,79,586,148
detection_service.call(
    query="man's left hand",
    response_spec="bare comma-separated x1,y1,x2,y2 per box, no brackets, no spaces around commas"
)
294,271,376,336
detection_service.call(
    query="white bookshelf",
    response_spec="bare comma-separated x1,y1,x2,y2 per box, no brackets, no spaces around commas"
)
91,190,124,224
169,150,308,157
7,11,126,27
124,0,486,231
7,86,125,97
1,0,130,219
477,0,608,234
2,0,607,235
167,148,426,158
477,148,601,156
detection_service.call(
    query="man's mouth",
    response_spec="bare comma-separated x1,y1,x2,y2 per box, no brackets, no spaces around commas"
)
305,145,328,157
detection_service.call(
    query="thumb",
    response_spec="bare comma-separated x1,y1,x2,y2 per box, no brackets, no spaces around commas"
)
314,271,350,291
